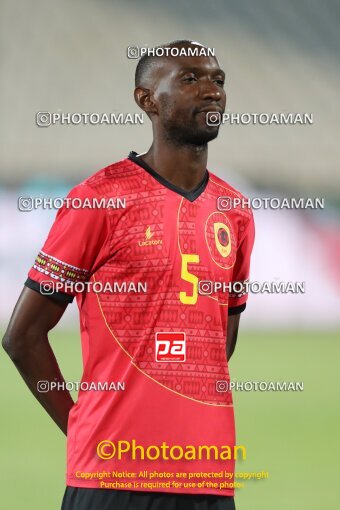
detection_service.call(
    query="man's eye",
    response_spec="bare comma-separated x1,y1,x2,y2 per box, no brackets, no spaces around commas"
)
182,76,197,82
215,79,225,86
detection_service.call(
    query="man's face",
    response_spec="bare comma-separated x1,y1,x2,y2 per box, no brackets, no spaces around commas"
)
152,54,226,147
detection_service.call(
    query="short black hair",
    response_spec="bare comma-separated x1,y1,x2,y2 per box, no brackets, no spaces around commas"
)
134,40,207,88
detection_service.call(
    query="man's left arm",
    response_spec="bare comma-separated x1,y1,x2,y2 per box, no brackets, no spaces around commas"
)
227,313,241,360
227,208,255,360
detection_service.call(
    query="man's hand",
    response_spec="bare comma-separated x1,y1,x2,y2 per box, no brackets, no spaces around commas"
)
2,287,73,435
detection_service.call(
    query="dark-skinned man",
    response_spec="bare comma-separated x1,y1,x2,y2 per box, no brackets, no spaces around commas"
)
3,40,255,510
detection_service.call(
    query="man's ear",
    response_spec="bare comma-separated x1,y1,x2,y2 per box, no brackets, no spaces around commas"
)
134,87,158,116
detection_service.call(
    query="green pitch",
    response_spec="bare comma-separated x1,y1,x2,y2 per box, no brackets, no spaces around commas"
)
1,330,338,510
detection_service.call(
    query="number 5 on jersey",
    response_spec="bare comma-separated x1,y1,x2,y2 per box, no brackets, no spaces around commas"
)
179,254,200,305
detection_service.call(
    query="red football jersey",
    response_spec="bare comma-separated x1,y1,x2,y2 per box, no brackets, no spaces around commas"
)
26,152,255,496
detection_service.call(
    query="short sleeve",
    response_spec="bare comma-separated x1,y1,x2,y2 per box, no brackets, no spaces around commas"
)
228,211,255,315
25,183,109,303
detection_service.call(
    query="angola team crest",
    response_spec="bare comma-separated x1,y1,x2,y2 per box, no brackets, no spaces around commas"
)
205,212,236,269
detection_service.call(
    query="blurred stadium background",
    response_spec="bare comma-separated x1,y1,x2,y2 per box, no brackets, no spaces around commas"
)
1,0,339,509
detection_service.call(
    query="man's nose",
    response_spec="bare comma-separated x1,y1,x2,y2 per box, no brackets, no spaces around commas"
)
199,79,222,101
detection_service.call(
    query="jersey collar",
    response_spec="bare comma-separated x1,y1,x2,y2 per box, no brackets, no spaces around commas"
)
128,151,209,203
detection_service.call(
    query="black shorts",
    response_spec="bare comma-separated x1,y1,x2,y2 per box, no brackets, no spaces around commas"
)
61,487,236,510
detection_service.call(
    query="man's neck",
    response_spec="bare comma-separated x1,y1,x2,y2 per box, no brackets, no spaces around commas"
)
139,139,208,192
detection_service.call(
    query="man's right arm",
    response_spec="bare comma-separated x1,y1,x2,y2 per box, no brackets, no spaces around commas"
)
2,287,74,436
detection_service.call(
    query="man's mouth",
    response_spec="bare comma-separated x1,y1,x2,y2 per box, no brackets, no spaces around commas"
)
197,106,223,114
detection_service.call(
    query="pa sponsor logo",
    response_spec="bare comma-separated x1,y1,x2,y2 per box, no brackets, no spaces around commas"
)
155,332,186,362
